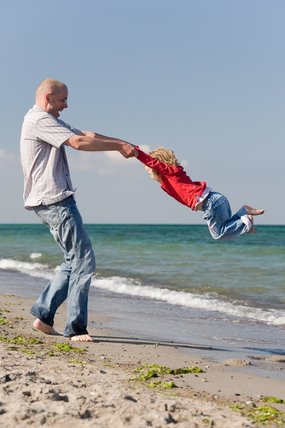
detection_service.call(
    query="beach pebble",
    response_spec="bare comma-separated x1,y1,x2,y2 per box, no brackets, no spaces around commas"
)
0,374,12,383
246,401,256,407
269,355,285,363
223,359,252,367
124,395,137,403
165,412,178,424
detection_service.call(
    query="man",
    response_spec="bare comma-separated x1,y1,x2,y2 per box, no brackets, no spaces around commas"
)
20,78,135,342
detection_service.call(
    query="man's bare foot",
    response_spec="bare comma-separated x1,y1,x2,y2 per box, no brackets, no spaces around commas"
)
70,334,93,342
33,318,59,335
243,205,265,216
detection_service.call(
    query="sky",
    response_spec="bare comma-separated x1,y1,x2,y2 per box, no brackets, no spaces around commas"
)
0,0,284,224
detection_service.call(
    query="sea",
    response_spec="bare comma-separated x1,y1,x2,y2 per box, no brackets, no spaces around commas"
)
0,223,284,367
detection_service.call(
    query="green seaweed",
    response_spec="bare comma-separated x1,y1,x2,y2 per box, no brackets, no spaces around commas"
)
21,349,36,355
54,343,86,353
0,317,8,325
10,336,43,345
67,359,87,365
230,403,285,425
201,418,212,425
0,308,10,314
169,366,204,375
131,362,205,392
134,364,204,381
261,396,284,404
148,380,177,389
0,335,43,345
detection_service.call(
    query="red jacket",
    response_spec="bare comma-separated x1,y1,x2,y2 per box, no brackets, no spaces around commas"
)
135,147,207,211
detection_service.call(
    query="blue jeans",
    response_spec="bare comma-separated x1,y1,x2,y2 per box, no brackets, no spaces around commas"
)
202,192,248,240
31,196,96,337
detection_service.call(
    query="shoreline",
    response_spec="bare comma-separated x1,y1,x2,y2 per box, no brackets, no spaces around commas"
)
1,292,285,427
1,269,283,367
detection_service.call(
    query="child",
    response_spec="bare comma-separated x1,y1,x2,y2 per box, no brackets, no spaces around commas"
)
134,146,264,240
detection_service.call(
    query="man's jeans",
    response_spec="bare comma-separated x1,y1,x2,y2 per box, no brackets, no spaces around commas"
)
202,192,248,240
31,196,96,337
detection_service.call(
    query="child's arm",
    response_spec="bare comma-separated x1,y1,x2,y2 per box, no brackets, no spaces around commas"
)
134,146,177,176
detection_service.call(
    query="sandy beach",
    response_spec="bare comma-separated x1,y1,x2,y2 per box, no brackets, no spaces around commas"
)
0,292,285,428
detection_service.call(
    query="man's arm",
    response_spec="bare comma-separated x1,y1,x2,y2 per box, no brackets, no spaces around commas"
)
64,131,135,158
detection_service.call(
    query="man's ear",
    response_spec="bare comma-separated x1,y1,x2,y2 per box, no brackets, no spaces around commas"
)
45,92,52,103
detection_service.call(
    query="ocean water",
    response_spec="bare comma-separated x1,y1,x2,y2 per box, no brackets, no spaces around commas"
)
0,223,284,361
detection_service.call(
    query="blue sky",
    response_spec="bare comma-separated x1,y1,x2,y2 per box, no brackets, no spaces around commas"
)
0,0,284,224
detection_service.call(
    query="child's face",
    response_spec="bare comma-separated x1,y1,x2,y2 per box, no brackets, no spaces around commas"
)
144,166,161,182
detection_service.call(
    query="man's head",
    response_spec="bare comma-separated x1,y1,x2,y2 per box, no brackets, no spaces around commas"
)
35,79,68,118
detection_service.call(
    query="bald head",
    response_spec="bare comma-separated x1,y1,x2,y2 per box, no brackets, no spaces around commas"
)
36,79,67,100
35,78,68,117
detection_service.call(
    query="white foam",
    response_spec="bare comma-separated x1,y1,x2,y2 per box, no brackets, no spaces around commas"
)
30,252,42,259
1,257,284,326
0,258,52,280
93,276,285,326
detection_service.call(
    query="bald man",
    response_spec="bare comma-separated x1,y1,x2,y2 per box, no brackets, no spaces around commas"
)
20,78,136,342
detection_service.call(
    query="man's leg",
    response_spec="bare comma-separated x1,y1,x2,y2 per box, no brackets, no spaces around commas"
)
31,197,95,340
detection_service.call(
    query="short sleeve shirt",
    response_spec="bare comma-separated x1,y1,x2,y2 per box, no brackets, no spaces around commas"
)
20,105,81,208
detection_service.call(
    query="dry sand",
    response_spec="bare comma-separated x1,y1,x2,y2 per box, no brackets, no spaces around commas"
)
0,293,284,428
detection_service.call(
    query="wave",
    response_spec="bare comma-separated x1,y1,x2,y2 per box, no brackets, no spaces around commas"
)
30,252,43,260
93,276,285,327
0,257,52,280
1,258,284,326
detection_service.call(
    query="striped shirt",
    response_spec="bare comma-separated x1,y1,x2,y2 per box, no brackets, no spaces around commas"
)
20,105,80,208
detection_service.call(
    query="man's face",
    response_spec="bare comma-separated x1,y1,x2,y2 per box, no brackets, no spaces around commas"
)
47,87,68,118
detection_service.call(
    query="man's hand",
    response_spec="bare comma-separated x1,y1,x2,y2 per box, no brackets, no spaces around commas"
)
118,143,137,158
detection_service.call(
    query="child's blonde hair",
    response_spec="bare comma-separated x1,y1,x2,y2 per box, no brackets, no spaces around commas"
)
149,147,180,166
148,147,180,181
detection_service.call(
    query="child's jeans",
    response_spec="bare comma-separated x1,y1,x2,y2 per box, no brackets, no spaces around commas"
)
202,191,249,240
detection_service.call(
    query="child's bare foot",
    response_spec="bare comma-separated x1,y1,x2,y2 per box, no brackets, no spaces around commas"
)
70,334,93,342
33,318,59,335
243,205,264,216
248,215,256,234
